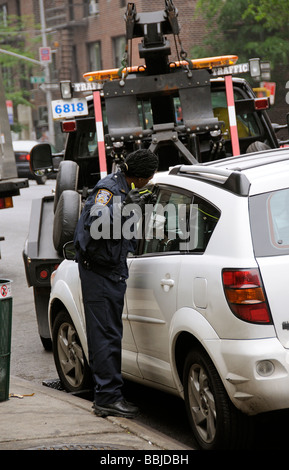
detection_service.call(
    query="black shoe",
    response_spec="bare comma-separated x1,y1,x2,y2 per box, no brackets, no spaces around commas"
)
93,399,139,418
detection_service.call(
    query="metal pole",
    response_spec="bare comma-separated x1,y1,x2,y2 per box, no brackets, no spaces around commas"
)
0,48,42,65
39,0,55,145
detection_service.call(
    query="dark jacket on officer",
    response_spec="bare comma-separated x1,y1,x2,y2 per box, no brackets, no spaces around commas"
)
74,171,136,281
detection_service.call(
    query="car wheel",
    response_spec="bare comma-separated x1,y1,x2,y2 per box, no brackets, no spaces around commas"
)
52,309,92,393
40,335,52,351
183,348,251,450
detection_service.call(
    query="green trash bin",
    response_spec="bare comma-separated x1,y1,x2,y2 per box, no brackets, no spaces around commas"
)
0,280,12,402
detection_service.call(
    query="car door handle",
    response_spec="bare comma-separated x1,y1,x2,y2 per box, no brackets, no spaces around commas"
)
160,278,175,287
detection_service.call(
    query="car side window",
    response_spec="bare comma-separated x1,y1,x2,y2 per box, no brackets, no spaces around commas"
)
142,187,220,254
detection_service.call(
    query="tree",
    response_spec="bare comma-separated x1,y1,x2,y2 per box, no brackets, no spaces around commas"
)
0,13,41,107
192,0,289,69
192,0,289,127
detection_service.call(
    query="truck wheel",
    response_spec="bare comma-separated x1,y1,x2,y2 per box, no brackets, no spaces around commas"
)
52,309,92,393
183,348,251,450
53,189,81,255
54,160,79,212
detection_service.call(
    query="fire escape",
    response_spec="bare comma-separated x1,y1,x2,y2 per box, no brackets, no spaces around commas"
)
45,3,89,82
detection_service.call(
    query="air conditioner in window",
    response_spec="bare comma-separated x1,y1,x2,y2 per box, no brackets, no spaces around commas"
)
89,1,99,15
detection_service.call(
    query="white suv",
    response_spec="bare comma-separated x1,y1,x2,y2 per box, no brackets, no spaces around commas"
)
49,147,289,450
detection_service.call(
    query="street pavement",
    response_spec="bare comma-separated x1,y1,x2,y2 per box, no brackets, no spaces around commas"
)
0,375,192,452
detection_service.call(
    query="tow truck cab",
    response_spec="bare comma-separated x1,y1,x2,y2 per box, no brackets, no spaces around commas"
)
57,75,278,191
23,1,287,349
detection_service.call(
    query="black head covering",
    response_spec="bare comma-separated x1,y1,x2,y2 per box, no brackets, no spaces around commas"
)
119,149,159,178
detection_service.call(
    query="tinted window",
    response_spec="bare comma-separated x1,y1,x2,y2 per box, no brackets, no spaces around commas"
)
250,188,289,256
142,187,220,254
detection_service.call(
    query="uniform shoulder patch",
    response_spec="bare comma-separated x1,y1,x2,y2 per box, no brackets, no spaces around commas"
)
94,189,113,205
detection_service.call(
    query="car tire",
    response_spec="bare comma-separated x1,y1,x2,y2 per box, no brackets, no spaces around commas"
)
40,335,52,351
53,189,81,255
52,309,92,393
183,348,252,450
54,160,79,212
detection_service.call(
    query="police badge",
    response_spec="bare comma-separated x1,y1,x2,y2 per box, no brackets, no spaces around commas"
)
94,189,113,205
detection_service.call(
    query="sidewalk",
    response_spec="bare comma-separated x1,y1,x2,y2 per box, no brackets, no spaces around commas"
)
0,376,193,451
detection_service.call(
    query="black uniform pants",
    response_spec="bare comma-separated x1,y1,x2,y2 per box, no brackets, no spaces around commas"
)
78,263,127,405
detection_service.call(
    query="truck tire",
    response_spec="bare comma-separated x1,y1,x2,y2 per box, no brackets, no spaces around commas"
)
53,189,81,255
54,160,79,212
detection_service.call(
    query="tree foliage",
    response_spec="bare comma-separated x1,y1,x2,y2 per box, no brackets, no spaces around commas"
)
0,13,41,107
192,0,289,69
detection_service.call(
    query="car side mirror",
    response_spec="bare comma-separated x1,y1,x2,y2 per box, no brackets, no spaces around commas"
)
63,241,76,260
30,143,53,173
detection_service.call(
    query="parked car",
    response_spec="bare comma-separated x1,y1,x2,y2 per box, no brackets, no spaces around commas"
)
48,147,289,450
12,140,51,184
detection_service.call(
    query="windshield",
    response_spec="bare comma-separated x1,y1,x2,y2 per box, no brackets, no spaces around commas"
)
250,188,289,256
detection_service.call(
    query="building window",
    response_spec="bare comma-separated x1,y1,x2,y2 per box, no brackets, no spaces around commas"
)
120,0,126,7
84,0,99,16
88,41,102,71
112,36,126,68
0,4,8,26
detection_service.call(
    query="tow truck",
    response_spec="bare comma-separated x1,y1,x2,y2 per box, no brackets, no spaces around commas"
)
23,1,288,349
0,71,28,263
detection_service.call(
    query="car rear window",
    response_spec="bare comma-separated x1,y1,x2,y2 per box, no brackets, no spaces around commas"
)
249,188,289,256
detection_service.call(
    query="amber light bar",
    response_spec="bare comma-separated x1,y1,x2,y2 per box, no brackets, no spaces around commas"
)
83,55,239,83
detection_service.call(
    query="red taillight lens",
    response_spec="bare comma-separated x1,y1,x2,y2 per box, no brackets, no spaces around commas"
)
39,269,49,280
254,97,269,110
222,268,272,324
61,120,77,133
18,152,30,161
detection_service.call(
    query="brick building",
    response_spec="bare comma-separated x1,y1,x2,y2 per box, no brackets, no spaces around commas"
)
0,0,205,146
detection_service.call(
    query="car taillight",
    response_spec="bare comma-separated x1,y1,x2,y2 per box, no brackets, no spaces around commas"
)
0,197,13,209
18,152,30,161
222,268,272,324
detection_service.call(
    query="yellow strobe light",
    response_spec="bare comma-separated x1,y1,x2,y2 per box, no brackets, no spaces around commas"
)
83,55,238,82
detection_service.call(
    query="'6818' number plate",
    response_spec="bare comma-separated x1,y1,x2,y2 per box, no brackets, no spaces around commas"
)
52,98,88,120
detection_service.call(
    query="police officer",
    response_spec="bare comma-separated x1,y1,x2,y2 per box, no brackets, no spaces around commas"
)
74,149,158,418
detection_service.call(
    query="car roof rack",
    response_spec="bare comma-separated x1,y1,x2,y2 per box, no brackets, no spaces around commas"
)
169,148,289,196
169,165,251,196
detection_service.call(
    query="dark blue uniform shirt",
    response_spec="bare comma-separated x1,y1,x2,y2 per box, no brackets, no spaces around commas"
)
74,171,136,281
